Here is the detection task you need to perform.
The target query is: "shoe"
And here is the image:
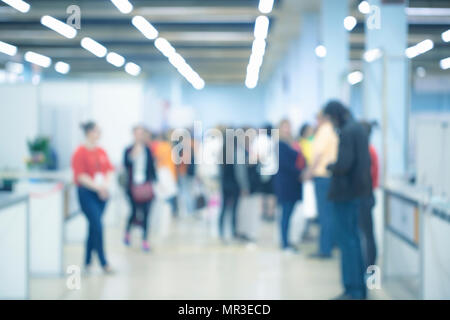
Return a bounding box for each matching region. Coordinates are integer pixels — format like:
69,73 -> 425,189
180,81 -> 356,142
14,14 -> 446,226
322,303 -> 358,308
124,233 -> 131,246
102,265 -> 115,275
283,245 -> 300,254
142,240 -> 150,252
308,252 -> 332,259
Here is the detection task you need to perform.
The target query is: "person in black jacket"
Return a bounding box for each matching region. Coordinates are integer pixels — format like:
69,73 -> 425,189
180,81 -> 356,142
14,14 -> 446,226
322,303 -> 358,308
323,101 -> 372,300
123,125 -> 157,252
273,119 -> 305,252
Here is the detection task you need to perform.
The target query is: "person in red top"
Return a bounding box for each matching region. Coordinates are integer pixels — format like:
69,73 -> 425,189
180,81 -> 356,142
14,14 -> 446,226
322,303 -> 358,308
359,121 -> 379,270
72,121 -> 114,274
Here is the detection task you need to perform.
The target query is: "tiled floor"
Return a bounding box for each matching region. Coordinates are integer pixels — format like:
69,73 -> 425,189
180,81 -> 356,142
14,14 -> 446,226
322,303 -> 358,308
30,211 -> 392,300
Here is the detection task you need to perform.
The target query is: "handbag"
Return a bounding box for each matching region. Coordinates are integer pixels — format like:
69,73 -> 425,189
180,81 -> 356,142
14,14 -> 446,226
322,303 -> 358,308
131,182 -> 154,203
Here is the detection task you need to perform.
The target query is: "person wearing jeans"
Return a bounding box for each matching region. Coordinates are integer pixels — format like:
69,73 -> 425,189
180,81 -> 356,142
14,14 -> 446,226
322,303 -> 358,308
72,121 -> 114,274
273,119 -> 305,252
313,177 -> 335,256
323,101 -> 372,300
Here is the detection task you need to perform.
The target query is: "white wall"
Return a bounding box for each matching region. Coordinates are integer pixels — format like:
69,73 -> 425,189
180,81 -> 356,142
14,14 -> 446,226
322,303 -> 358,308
0,84 -> 38,170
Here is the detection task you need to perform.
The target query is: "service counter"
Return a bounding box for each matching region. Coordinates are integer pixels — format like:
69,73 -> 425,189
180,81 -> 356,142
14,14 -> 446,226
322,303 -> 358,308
0,192 -> 29,299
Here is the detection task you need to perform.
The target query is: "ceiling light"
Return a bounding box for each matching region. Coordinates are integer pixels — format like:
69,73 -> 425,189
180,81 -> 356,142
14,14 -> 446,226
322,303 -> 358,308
254,16 -> 270,40
106,52 -> 125,67
364,48 -> 382,62
347,71 -> 363,85
344,16 -> 357,31
154,37 -> 176,57
440,57 -> 450,70
358,1 -> 370,14
41,15 -> 77,39
1,0 -> 30,13
405,39 -> 433,59
81,37 -> 107,58
55,61 -> 70,74
252,38 -> 266,57
442,29 -> 450,42
0,40 -> 17,56
24,51 -> 51,68
315,45 -> 327,58
132,16 -> 158,40
125,62 -> 141,76
258,0 -> 274,14
110,0 -> 133,14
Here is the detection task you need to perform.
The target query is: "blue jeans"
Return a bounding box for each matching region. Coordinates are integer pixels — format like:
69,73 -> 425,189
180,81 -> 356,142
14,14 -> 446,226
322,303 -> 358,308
280,200 -> 297,249
333,199 -> 366,299
314,177 -> 335,256
219,192 -> 239,239
78,187 -> 108,267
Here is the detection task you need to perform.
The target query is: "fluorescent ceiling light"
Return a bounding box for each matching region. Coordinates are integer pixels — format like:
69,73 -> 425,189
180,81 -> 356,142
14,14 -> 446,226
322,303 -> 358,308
1,0 -> 30,13
344,16 -> 357,31
406,8 -> 450,16
254,16 -> 269,40
41,15 -> 77,39
81,37 -> 107,58
442,29 -> 450,42
358,1 -> 370,15
110,0 -> 133,14
364,48 -> 382,62
154,37 -> 176,57
55,61 -> 70,74
440,57 -> 450,70
24,51 -> 51,68
0,40 -> 17,56
315,45 -> 327,58
405,39 -> 433,59
258,0 -> 274,14
125,62 -> 141,76
347,71 -> 363,85
132,16 -> 158,40
106,52 -> 125,67
252,39 -> 266,57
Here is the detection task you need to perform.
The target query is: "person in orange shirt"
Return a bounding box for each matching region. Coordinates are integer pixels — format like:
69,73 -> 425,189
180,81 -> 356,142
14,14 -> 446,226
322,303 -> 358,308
152,131 -> 178,217
71,121 -> 114,274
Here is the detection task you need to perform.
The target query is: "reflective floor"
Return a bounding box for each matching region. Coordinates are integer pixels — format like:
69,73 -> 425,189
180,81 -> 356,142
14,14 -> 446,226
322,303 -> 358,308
30,205 -> 392,300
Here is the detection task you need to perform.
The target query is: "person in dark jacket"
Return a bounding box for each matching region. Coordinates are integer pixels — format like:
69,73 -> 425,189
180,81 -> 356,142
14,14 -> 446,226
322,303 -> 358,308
323,101 -> 372,300
123,125 -> 157,252
273,119 -> 305,252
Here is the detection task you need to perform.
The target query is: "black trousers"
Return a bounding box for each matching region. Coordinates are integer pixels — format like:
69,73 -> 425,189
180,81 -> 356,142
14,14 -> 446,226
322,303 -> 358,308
126,195 -> 152,240
219,191 -> 239,239
358,193 -> 377,270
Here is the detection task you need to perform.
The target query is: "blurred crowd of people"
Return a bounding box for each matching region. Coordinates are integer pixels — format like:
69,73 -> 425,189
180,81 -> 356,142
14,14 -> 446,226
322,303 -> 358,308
71,99 -> 379,300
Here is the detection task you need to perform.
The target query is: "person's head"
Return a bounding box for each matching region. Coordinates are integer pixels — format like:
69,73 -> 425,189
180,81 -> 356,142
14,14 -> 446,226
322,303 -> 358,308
263,123 -> 273,137
322,100 -> 352,129
299,123 -> 314,139
80,121 -> 100,145
133,124 -> 147,144
278,119 -> 292,140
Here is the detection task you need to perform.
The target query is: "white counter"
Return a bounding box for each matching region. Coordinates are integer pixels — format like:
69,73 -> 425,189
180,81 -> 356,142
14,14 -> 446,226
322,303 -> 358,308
0,193 -> 29,299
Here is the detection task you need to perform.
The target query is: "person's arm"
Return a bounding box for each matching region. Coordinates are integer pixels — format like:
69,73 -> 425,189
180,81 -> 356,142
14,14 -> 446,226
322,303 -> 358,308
328,128 -> 354,176
77,174 -> 102,192
72,150 -> 101,192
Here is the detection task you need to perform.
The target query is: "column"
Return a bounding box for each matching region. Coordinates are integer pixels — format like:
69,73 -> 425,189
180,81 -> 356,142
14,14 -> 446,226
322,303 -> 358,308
363,0 -> 408,178
320,0 -> 350,105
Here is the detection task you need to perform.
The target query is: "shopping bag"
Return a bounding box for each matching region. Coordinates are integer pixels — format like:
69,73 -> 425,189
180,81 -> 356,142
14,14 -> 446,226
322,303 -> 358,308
302,180 -> 317,219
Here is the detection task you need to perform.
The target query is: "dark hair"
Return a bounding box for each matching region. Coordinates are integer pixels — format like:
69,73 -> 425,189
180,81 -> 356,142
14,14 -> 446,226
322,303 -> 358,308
299,123 -> 311,138
263,123 -> 273,137
322,100 -> 352,128
80,121 -> 96,135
